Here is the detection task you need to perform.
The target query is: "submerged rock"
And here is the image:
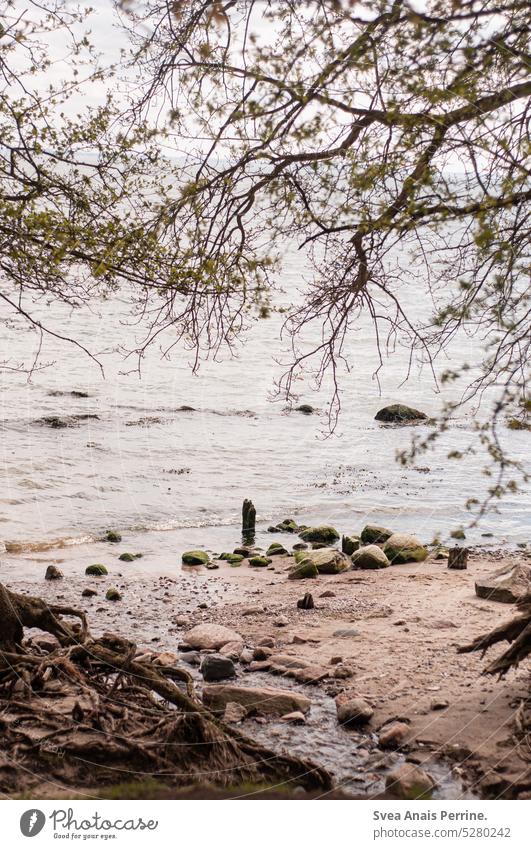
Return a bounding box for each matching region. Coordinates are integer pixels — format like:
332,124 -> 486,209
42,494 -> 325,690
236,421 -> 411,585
268,518 -> 300,534
200,654 -> 236,682
294,547 -> 350,575
184,623 -> 243,651
360,524 -> 393,545
475,563 -> 531,603
385,763 -> 435,799
299,525 -> 340,544
351,545 -> 390,570
118,552 -> 135,562
374,404 -> 427,424
384,533 -> 428,564
182,550 -> 209,566
202,683 -> 311,717
45,564 -> 63,580
37,414 -> 99,428
85,564 -> 108,576
295,404 -> 314,414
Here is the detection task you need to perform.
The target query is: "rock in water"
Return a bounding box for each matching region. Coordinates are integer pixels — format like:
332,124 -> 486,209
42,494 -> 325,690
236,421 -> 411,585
293,547 -> 350,574
45,565 -> 63,580
335,694 -> 373,726
200,654 -> 236,682
184,623 -> 243,650
383,533 -> 428,564
351,545 -> 390,569
202,684 -> 311,717
475,564 -> 531,603
182,550 -> 210,566
385,763 -> 435,799
360,524 -> 393,545
374,404 -> 427,423
299,525 -> 340,544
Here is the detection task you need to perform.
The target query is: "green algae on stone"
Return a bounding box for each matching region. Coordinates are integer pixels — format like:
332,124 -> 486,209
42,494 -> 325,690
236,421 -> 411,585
360,524 -> 393,545
383,533 -> 428,564
106,531 -> 122,543
249,556 -> 272,567
266,543 -> 289,556
118,552 -> 135,562
298,525 -> 339,544
85,564 -> 108,576
288,558 -> 319,579
106,587 -> 122,601
182,550 -> 210,566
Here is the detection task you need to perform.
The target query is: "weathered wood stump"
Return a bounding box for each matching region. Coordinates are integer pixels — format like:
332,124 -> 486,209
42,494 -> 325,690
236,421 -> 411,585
242,498 -> 256,542
297,593 -> 314,610
448,546 -> 468,570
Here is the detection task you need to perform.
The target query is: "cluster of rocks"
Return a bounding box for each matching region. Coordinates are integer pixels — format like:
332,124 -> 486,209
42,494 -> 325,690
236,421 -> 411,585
181,521 -> 429,578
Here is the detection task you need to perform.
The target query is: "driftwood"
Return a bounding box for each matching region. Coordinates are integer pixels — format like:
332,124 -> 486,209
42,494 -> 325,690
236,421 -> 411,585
448,547 -> 468,570
458,593 -> 531,676
242,498 -> 256,542
0,582 -> 331,795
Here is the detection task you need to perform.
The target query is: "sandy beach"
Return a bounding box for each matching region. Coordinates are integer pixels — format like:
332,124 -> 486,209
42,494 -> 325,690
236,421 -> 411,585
7,541 -> 529,800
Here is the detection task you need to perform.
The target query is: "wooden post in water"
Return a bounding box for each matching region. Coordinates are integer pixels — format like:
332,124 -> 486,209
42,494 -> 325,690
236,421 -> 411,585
242,499 -> 256,543
448,546 -> 468,570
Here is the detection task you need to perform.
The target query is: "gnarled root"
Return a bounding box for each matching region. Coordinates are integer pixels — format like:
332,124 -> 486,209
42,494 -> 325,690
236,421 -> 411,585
0,583 -> 331,796
459,594 -> 531,676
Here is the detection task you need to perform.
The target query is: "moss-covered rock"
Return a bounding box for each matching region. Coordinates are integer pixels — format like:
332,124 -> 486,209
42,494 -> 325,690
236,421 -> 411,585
351,545 -> 390,570
85,564 -> 108,576
182,550 -> 209,566
249,556 -> 272,567
294,547 -> 350,575
106,587 -> 122,601
118,552 -> 135,562
374,404 -> 427,424
219,552 -> 245,564
342,535 -> 361,556
106,531 -> 122,543
266,543 -> 289,556
299,525 -> 339,544
288,558 -> 319,579
360,524 -> 393,545
383,533 -> 428,564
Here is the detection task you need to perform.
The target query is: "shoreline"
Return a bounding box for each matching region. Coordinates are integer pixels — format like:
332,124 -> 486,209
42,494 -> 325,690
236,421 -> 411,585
5,541 -> 530,800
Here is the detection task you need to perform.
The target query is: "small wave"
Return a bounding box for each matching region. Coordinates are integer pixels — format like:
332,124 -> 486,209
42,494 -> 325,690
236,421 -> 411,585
5,534 -> 96,553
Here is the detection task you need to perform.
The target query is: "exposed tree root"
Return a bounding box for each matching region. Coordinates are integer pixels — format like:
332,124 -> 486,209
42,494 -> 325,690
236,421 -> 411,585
0,583 -> 331,795
458,594 -> 531,677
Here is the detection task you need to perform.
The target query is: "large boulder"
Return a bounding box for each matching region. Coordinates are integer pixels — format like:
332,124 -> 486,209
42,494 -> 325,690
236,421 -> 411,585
184,623 -> 243,650
375,404 -> 427,424
351,544 -> 390,570
475,564 -> 531,604
202,684 -> 311,717
294,547 -> 350,575
384,533 -> 428,564
299,525 -> 340,544
360,524 -> 393,545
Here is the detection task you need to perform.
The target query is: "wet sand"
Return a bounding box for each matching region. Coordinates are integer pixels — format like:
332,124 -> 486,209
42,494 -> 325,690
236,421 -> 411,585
6,543 -> 530,799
